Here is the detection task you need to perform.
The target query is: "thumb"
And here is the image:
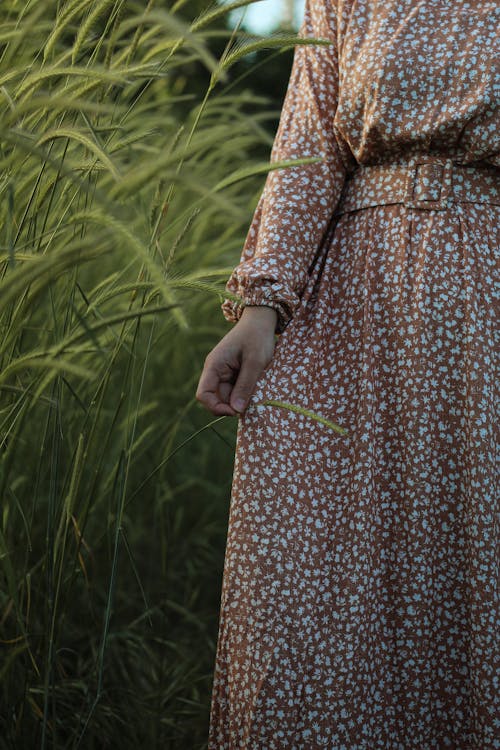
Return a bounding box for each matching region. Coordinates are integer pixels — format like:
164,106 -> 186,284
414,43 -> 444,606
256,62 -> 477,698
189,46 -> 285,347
230,353 -> 265,413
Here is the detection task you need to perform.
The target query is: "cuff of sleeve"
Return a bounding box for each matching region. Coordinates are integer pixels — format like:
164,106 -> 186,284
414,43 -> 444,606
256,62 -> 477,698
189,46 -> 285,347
221,291 -> 294,335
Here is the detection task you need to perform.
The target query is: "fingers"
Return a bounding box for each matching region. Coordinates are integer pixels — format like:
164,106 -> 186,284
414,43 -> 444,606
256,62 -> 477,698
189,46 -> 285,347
196,318 -> 276,417
229,351 -> 267,413
196,351 -> 239,416
218,380 -> 233,405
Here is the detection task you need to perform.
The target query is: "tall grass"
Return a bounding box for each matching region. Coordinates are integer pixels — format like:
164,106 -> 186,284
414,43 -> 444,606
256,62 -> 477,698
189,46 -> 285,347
0,1 -> 329,747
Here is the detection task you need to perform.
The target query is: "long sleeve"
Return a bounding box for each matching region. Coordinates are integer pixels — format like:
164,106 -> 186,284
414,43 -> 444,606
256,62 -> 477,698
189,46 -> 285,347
221,0 -> 346,334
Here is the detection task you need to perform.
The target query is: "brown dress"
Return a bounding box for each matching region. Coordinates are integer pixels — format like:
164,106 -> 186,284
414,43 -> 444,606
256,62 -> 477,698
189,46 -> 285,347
209,0 -> 499,747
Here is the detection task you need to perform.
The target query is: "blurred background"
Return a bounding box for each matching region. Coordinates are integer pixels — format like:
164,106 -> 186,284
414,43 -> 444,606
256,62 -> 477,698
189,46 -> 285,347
224,0 -> 305,32
0,1 -> 305,748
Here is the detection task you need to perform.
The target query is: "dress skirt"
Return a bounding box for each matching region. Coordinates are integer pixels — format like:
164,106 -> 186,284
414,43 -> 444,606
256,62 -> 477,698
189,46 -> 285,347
208,191 -> 499,748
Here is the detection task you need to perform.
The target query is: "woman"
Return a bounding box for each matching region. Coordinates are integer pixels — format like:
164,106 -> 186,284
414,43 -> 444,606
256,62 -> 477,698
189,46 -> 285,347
196,0 -> 499,746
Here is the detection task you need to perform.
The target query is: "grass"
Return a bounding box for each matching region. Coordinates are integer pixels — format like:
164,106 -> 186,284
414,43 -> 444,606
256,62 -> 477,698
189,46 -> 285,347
0,1 -> 334,747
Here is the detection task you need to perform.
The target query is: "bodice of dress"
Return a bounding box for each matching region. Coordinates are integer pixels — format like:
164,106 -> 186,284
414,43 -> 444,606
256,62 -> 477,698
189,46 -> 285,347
334,0 -> 500,171
221,0 -> 499,333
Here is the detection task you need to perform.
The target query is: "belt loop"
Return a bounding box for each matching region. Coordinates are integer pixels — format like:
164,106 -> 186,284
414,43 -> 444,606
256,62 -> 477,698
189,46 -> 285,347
403,155 -> 454,211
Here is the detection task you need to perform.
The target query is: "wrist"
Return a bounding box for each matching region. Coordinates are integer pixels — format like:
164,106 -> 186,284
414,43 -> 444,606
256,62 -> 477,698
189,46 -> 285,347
241,304 -> 278,328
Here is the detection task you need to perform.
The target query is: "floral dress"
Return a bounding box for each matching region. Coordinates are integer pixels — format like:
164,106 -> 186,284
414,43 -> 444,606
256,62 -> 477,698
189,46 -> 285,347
208,0 -> 499,747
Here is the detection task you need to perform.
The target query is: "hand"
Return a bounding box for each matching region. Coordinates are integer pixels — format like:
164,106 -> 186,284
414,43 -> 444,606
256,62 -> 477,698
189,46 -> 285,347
196,305 -> 278,416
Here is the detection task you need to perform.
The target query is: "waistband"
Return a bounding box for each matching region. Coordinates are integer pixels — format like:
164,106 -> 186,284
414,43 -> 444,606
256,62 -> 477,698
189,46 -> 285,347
333,154 -> 500,216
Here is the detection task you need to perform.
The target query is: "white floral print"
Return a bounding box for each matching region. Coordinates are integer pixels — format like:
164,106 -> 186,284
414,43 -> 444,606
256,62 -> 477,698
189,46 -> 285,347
210,0 -> 499,747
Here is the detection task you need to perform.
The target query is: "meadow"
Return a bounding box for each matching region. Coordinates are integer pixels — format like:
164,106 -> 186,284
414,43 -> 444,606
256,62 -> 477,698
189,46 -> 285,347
0,1 -> 315,747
